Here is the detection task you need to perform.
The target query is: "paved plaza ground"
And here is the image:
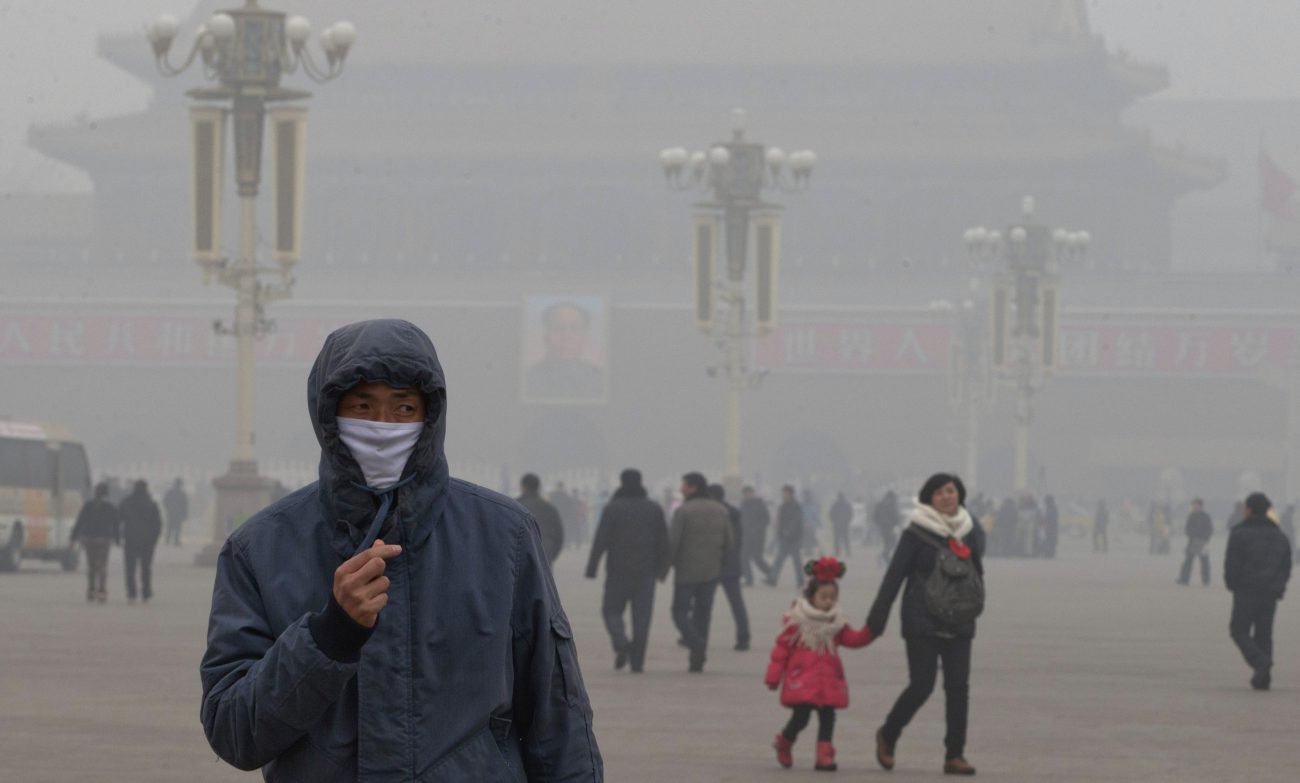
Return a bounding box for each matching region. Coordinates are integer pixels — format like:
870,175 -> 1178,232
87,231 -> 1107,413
1,525 -> 1294,782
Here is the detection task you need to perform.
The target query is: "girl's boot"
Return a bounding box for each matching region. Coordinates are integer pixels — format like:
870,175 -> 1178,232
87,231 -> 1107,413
773,734 -> 794,768
815,741 -> 837,771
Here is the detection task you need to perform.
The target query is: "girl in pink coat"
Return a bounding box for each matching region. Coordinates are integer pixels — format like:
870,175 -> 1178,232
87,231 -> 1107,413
765,557 -> 873,771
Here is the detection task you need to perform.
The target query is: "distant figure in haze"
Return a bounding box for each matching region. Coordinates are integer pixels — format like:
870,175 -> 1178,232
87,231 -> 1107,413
801,489 -> 822,555
1041,495 -> 1060,559
867,473 -> 984,777
668,472 -> 734,672
1178,498 -> 1213,586
585,468 -> 670,673
740,485 -> 773,586
829,492 -> 853,559
709,483 -> 751,652
70,481 -> 120,603
766,486 -> 805,588
517,473 -> 564,564
549,481 -> 581,551
163,477 -> 188,547
1226,500 -> 1246,530
118,480 -> 162,604
873,490 -> 901,565
1093,500 -> 1110,554
1223,492 -> 1292,690
1154,499 -> 1175,554
524,301 -> 605,401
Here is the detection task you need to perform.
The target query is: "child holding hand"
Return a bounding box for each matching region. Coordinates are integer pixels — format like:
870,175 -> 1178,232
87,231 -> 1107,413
765,557 -> 873,771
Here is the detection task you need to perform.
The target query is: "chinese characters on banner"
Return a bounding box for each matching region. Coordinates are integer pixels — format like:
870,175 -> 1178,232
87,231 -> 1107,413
1,311 -> 1297,378
753,320 -> 1299,377
0,315 -> 352,366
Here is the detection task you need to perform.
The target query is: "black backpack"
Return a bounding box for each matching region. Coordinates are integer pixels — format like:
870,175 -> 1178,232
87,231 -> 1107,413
916,531 -> 984,626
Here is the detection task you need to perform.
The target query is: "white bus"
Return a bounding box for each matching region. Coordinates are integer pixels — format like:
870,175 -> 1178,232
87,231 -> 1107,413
0,420 -> 92,571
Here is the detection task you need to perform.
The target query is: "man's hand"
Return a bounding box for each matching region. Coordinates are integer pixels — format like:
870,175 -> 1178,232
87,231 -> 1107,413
333,539 -> 402,629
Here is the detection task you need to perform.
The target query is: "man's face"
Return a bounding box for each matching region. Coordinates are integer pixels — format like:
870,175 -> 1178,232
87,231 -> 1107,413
336,382 -> 426,423
543,305 -> 589,360
680,480 -> 695,499
1192,501 -> 1203,512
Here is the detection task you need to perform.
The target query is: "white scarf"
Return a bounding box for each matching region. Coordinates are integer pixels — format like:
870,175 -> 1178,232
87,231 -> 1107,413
908,503 -> 974,540
783,596 -> 848,654
336,418 -> 422,489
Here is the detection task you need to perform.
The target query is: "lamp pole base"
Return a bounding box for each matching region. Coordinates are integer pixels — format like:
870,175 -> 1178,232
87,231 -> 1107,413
194,460 -> 274,566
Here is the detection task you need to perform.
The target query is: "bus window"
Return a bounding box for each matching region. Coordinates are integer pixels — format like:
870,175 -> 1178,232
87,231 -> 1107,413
59,443 -> 92,497
0,437 -> 49,489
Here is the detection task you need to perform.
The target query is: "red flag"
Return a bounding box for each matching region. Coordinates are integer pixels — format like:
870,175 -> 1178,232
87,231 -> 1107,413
1258,149 -> 1297,215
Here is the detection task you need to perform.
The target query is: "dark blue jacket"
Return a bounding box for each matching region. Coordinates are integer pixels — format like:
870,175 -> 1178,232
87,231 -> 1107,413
200,319 -> 602,781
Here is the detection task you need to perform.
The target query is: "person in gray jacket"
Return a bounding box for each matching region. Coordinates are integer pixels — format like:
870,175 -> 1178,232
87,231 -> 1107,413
668,472 -> 734,672
200,319 -> 602,781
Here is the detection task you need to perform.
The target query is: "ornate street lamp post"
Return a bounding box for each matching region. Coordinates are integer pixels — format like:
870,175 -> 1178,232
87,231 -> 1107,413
661,110 -> 814,491
964,197 -> 1088,494
145,2 -> 354,562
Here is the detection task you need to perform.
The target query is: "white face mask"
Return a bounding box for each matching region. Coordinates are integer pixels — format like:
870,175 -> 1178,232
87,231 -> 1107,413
335,418 -> 423,489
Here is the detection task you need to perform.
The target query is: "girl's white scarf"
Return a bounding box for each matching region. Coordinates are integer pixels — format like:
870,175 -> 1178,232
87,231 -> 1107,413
908,503 -> 974,540
784,596 -> 848,654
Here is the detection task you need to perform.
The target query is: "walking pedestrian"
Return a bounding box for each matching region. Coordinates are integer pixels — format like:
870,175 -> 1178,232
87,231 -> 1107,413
709,483 -> 751,651
872,490 -> 900,566
668,472 -> 733,672
518,473 -> 564,565
801,489 -> 822,555
163,478 -> 188,547
1224,492 -> 1292,690
765,557 -> 873,771
1093,499 -> 1109,553
1178,498 -> 1213,586
200,319 -> 601,778
69,481 -> 119,603
830,492 -> 853,559
766,486 -> 804,588
868,473 -> 985,776
119,480 -> 162,604
585,468 -> 670,673
1042,495 -> 1060,558
740,486 -> 773,586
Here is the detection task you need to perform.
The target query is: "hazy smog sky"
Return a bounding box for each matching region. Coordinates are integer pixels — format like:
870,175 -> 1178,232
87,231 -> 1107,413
4,0 -> 1300,193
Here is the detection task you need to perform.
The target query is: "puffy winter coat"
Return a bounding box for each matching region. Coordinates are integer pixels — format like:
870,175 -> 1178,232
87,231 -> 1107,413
200,320 -> 602,782
764,611 -> 872,709
1224,515 -> 1292,597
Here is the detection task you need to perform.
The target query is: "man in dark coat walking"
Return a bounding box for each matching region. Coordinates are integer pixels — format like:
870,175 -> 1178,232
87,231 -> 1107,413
119,480 -> 162,603
585,468 -> 670,673
70,482 -> 120,603
709,483 -> 751,651
1224,492 -> 1292,690
1178,498 -> 1213,586
766,485 -> 804,588
830,491 -> 853,559
739,485 -> 772,586
518,473 -> 564,565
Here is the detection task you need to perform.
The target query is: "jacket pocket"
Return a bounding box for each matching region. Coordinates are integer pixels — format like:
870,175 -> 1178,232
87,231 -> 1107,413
551,615 -> 586,707
419,726 -> 522,782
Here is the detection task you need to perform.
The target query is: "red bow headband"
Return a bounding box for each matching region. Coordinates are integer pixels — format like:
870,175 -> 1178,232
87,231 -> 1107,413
804,556 -> 846,582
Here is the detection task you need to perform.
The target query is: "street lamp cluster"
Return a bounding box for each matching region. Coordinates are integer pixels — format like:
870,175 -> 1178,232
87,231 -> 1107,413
962,196 -> 1090,493
146,1 -> 354,562
660,110 -> 814,490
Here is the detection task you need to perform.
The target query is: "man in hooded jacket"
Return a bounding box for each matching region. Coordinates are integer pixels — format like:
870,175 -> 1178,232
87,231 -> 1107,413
200,319 -> 602,781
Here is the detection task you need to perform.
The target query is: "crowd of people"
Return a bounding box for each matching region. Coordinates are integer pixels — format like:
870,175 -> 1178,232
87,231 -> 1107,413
50,318 -> 1289,779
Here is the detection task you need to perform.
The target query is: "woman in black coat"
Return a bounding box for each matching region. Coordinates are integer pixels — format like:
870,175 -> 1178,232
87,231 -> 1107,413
866,473 -> 984,776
